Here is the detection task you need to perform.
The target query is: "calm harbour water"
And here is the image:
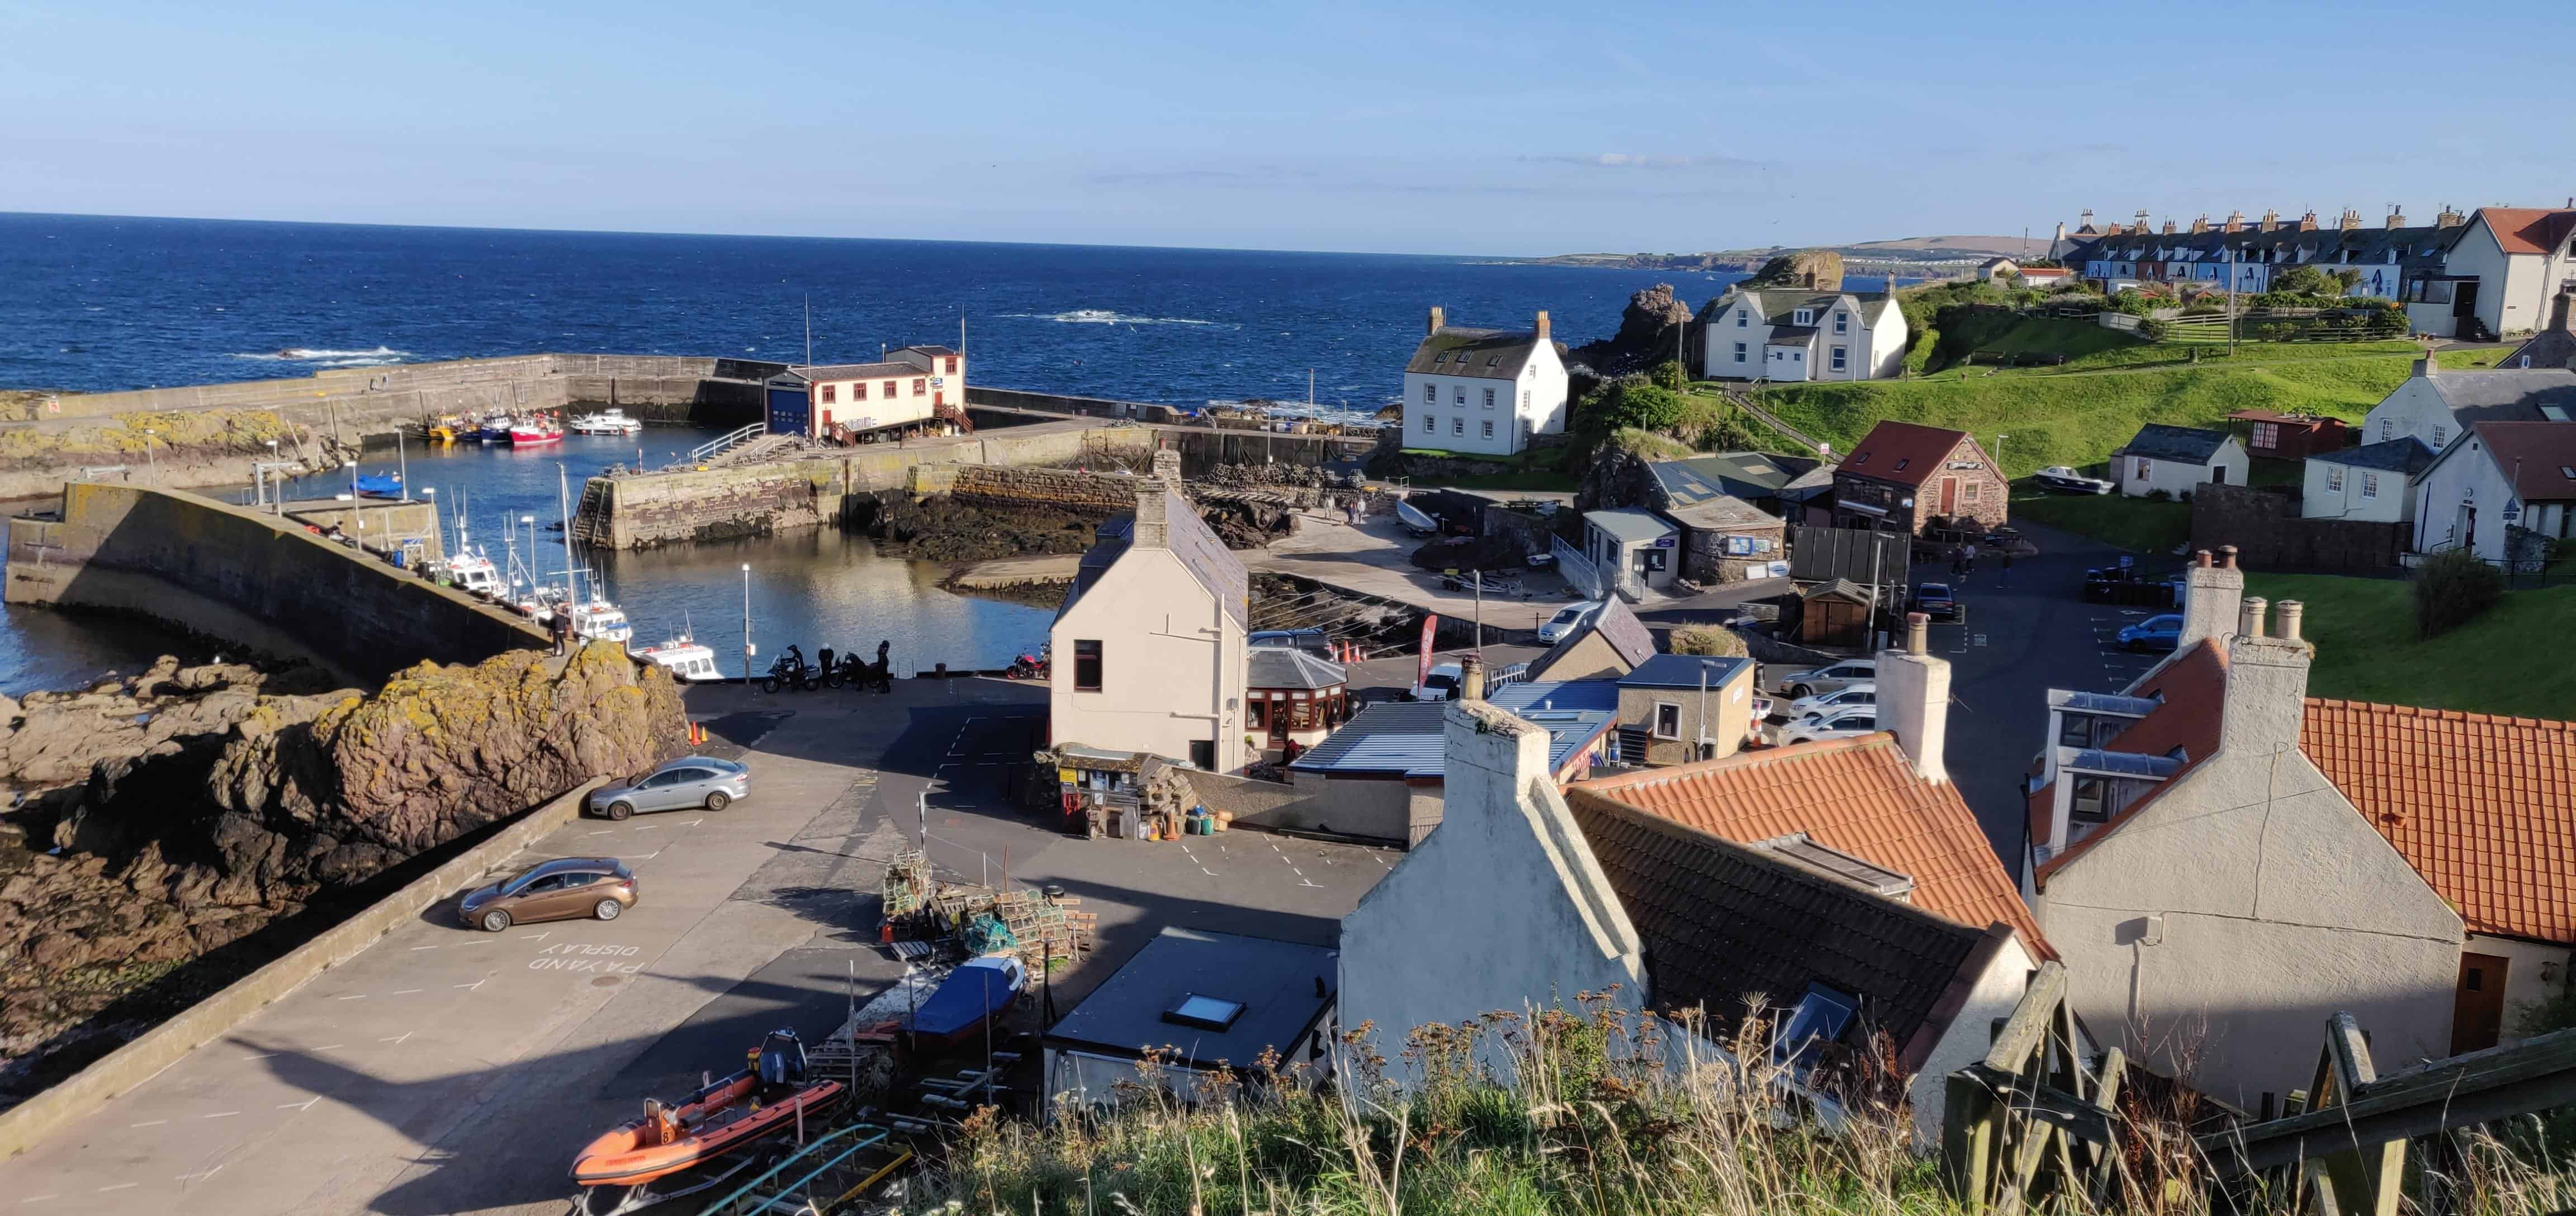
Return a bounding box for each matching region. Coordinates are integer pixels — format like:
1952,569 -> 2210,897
0,212 -> 1906,689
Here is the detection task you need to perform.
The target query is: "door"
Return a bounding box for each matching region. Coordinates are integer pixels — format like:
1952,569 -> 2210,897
1940,478 -> 1957,515
2451,952 -> 2511,1054
512,873 -> 573,921
637,771 -> 683,811
671,767 -> 717,808
2210,465 -> 2227,485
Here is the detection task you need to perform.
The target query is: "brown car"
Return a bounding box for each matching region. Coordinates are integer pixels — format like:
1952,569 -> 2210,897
457,857 -> 638,932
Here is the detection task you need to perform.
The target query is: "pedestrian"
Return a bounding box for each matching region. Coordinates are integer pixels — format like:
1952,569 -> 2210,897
549,609 -> 570,657
2001,550 -> 2015,585
1963,549 -> 1978,578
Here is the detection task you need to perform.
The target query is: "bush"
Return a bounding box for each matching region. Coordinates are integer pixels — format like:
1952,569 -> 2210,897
1670,625 -> 1746,657
2144,487 -> 2172,503
1597,382 -> 1685,434
1649,359 -> 1688,391
2413,549 -> 2507,639
2137,317 -> 2170,341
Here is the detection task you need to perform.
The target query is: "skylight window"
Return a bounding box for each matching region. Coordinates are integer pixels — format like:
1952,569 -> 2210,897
1892,458 -> 1910,472
2561,466 -> 2575,479
1164,994 -> 1246,1031
1772,983 -> 1858,1068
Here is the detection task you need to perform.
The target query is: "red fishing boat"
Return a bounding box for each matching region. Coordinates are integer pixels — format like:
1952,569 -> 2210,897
570,1029 -> 844,1215
509,414 -> 564,446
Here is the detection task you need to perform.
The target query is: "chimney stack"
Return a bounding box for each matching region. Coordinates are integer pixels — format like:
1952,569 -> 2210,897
2078,208 -> 2095,232
2162,218 -> 2179,235
1131,483 -> 1170,550
1534,311 -> 1550,342
2339,207 -> 2363,231
2190,213 -> 2210,234
2298,210 -> 2320,232
2223,208 -> 2246,233
2413,345 -> 2438,378
1459,652 -> 1487,703
2173,547 -> 2246,657
2437,204 -> 2466,228
2135,209 -> 2151,234
2223,595 -> 2314,754
2260,208 -> 2280,232
2386,204 -> 2409,230
2275,599 -> 2305,643
1427,306 -> 1445,336
1150,446 -> 1183,483
1876,611 -> 1950,785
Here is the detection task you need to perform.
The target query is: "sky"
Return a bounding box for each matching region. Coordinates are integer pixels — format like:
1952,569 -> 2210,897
4,0 -> 2572,256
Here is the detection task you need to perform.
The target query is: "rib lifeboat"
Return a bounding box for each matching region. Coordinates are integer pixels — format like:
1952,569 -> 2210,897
571,1030 -> 844,1213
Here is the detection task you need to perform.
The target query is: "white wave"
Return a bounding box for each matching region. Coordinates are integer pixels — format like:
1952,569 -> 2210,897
229,345 -> 411,362
1000,310 -> 1227,327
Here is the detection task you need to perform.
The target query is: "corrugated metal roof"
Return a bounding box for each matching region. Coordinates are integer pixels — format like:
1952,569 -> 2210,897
1621,654 -> 1754,691
1585,509 -> 1677,544
1289,684 -> 1617,778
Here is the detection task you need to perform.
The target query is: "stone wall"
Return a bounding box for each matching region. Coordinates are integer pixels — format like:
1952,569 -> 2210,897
948,465 -> 1147,513
1181,768 -> 1414,845
2190,483 -> 2405,572
587,460 -> 845,550
4,484 -> 548,685
280,498 -> 447,564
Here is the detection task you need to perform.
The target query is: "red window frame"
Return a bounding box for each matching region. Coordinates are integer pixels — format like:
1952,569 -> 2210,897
820,384 -> 836,403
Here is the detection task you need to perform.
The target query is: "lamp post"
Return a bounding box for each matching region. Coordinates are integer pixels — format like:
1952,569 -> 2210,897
741,563 -> 754,682
1995,433 -> 2009,477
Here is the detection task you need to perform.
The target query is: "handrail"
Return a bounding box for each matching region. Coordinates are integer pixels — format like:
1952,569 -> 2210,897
693,1123 -> 889,1215
690,422 -> 767,463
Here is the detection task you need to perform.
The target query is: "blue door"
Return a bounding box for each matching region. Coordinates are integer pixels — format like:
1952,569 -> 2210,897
765,384 -> 811,439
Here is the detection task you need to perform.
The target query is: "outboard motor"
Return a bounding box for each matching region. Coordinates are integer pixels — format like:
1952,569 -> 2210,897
755,1029 -> 809,1092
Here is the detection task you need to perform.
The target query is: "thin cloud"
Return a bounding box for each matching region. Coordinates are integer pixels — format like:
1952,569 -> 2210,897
1524,153 -> 1769,170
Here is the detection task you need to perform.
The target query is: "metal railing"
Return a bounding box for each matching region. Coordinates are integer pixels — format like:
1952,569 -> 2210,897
1552,535 -> 1603,600
693,1123 -> 897,1215
690,421 -> 767,463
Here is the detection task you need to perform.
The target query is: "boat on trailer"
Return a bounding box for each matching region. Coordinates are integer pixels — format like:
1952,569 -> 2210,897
570,1029 -> 845,1216
904,954 -> 1026,1051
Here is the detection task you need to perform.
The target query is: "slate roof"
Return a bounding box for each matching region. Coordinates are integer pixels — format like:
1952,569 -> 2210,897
2066,220 -> 2469,273
1406,325 -> 1560,381
1766,327 -> 1819,345
2308,437 -> 2435,475
1841,421 -> 1973,488
2423,369 -> 2576,424
1650,452 -> 1823,505
2303,700 -> 2576,945
1247,648 -> 1346,691
1585,508 -> 1677,544
2469,421 -> 2576,501
1289,682 -> 1617,780
2114,424 -> 2233,466
2501,327 -> 2576,372
1043,927 -> 1338,1070
2030,639 -> 2231,881
1565,790 -> 2006,1067
1572,734 -> 2053,958
1801,577 -> 1873,604
1529,596 -> 1659,681
1054,487 -> 1249,627
1620,654 -> 1754,692
1699,287 -> 1901,329
781,360 -> 920,381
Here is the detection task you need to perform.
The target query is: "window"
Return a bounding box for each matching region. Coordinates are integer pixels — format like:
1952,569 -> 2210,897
2326,465 -> 2345,492
1892,458 -> 1909,472
1485,354 -> 1499,367
2252,422 -> 2279,449
2058,714 -> 2092,749
1830,346 -> 1847,372
1734,341 -> 1748,363
1834,311 -> 1849,334
1523,418 -> 1535,439
2361,472 -> 2379,498
1073,640 -> 1102,691
945,357 -> 959,374
1453,417 -> 1464,435
1736,310 -> 1749,328
2379,417 -> 2393,441
1188,739 -> 1215,770
1773,983 -> 1858,1068
2432,424 -> 2447,448
883,379 -> 898,398
1164,993 -> 1245,1031
1793,308 -> 1813,325
1482,388 -> 1495,409
1652,702 -> 1682,739
1453,387 -> 1466,405
1481,419 -> 1494,438
853,381 -> 869,400
1247,700 -> 1269,730
2071,776 -> 2109,823
1520,389 -> 1531,410
820,383 -> 836,403
912,378 -> 927,395
2134,457 -> 2152,480
1420,412 -> 1435,433
1963,481 -> 1980,502
1423,383 -> 1436,403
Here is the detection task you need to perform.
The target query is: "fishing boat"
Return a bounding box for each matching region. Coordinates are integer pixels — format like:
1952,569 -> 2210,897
632,633 -> 722,681
423,415 -> 467,443
904,954 -> 1026,1051
1394,497 -> 1439,536
353,472 -> 404,498
568,597 -> 633,644
439,548 -> 503,597
570,1029 -> 845,1215
571,408 -> 643,435
509,414 -> 564,446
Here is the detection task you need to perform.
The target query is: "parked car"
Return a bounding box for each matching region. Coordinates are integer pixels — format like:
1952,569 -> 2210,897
1410,661 -> 1462,702
1249,628 -> 1334,657
1538,601 -> 1605,644
2117,614 -> 2184,653
1781,683 -> 1877,724
2085,564 -> 2184,607
1770,659 -> 1876,700
458,857 -> 638,932
1911,582 -> 1961,621
1778,707 -> 1880,747
589,756 -> 751,820
2034,465 -> 2114,495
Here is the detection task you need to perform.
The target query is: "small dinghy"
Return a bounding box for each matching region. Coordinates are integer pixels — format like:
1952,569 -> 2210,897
353,472 -> 404,498
905,954 -> 1025,1051
1395,497 -> 1439,536
570,1029 -> 845,1215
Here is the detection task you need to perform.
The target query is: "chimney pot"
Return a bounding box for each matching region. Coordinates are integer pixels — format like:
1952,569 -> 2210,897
1906,611 -> 1929,656
1459,653 -> 1486,702
2239,596 -> 2269,639
2195,548 -> 2214,569
2218,544 -> 2238,569
1534,311 -> 1550,341
2276,600 -> 2305,643
1427,306 -> 1445,336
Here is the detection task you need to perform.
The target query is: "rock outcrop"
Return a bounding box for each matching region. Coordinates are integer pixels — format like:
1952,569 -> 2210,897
0,643 -> 684,1104
1566,283 -> 1696,378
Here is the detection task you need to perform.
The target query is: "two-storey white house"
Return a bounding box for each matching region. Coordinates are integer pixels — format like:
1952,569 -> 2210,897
1697,287 -> 1907,383
2360,358 -> 2576,454
2411,421 -> 2576,566
1400,308 -> 1570,457
2431,207 -> 2576,339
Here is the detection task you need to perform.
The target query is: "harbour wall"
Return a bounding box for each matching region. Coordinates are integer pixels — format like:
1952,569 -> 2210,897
4,484 -> 548,686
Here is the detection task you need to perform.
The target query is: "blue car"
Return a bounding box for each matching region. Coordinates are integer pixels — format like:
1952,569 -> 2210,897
2117,614 -> 2183,653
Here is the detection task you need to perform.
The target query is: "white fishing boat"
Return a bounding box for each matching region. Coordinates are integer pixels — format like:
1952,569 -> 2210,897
568,598 -> 633,645
441,548 -> 503,597
571,408 -> 643,435
631,634 -> 722,682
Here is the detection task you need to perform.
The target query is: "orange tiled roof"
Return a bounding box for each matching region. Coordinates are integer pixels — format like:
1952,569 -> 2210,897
2303,699 -> 2576,945
2030,639 -> 2230,881
1569,733 -> 2053,959
2475,207 -> 2576,257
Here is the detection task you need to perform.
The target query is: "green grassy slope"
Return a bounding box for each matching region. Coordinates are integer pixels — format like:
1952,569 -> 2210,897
2246,573 -> 2576,720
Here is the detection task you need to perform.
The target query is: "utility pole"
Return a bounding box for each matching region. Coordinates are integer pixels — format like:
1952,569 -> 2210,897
741,562 -> 753,681
1472,570 -> 1483,652
2227,244 -> 2239,358
804,295 -> 813,368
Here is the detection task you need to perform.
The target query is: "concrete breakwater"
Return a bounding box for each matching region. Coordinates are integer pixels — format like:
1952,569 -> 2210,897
5,483 -> 548,686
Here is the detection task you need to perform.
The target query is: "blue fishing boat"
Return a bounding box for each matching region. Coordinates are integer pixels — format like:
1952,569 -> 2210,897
354,472 -> 404,498
904,954 -> 1025,1050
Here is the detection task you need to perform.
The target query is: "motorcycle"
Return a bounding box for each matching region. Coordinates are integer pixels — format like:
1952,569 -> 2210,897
1005,646 -> 1049,681
760,646 -> 818,694
840,652 -> 893,694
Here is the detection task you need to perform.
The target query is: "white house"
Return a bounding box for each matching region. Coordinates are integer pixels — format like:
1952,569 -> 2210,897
2361,358 -> 2576,453
1580,509 -> 1680,598
2300,438 -> 2434,524
1050,450 -> 1251,773
2411,421 -> 2576,566
2430,207 -> 2576,339
2111,424 -> 2247,497
1698,287 -> 1907,383
1401,307 -> 1570,457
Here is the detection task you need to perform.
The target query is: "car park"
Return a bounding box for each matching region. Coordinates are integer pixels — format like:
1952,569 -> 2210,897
1778,706 -> 1879,746
1780,683 -> 1876,724
1538,601 -> 1604,643
457,857 -> 638,932
2034,465 -> 2114,495
2117,614 -> 2184,653
589,756 -> 751,820
1770,659 -> 1876,700
1911,583 -> 1961,621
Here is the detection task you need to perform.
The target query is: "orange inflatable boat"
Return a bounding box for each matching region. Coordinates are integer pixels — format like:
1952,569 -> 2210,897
572,1029 -> 844,1212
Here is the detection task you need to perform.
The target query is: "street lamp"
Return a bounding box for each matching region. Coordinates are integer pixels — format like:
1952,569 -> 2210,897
741,563 -> 755,682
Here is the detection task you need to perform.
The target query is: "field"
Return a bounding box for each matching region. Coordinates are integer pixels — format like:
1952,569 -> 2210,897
2246,572 -> 2576,720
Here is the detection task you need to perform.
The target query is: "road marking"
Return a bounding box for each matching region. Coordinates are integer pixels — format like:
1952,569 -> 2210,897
312,1043 -> 343,1050
279,1096 -> 321,1110
455,979 -> 487,991
335,994 -> 367,1001
1972,634 -> 1989,646
129,1119 -> 168,1127
201,1111 -> 240,1119
587,830 -> 612,836
380,1031 -> 414,1044
453,940 -> 491,947
1200,867 -> 1218,877
409,944 -> 438,951
20,1194 -> 59,1203
520,931 -> 550,942
681,819 -> 702,826
391,989 -> 423,995
175,1166 -> 223,1182
629,825 -> 653,831
238,1052 -> 276,1061
96,1184 -> 138,1193
1300,879 -> 1322,888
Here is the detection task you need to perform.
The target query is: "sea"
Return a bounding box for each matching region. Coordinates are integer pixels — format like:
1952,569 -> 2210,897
0,212 -> 1901,692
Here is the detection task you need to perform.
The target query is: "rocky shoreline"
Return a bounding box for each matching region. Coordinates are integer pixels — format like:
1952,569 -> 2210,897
0,643 -> 686,1112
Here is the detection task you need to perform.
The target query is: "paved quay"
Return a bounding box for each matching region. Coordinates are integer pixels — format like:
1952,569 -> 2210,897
0,678 -> 1390,1215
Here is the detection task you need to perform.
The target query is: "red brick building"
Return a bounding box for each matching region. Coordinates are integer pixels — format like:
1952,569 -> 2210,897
1830,421 -> 2009,535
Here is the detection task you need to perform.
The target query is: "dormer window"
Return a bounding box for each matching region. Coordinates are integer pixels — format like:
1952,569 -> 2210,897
1486,354 -> 1499,367
1432,350 -> 1449,365
1793,308 -> 1814,325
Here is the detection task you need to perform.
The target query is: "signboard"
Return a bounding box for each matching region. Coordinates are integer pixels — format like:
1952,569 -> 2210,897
1417,615 -> 1439,691
1653,536 -> 1676,548
931,377 -> 945,387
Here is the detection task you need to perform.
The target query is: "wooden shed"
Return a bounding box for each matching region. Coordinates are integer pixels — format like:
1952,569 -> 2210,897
1795,578 -> 1877,649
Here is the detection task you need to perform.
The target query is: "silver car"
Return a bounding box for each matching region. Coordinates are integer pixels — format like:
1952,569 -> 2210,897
589,756 -> 750,820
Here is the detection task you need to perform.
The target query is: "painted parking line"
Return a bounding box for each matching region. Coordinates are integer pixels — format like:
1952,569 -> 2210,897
175,1166 -> 224,1183
94,1184 -> 138,1193
128,1119 -> 168,1128
200,1111 -> 240,1119
390,989 -> 423,995
278,1096 -> 321,1111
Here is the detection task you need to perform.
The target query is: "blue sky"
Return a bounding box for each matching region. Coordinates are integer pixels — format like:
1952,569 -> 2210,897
4,0 -> 2569,255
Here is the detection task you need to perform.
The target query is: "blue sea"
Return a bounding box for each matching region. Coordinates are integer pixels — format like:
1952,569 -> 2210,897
0,212 -> 1897,691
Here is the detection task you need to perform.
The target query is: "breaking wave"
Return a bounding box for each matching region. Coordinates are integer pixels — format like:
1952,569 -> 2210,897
1001,310 -> 1227,327
230,346 -> 411,366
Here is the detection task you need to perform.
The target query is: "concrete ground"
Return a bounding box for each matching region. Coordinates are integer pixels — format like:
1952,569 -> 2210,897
0,678 -> 1391,1215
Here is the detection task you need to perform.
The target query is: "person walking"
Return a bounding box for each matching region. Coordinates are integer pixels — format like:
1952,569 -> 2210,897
2000,550 -> 2015,586
549,609 -> 571,657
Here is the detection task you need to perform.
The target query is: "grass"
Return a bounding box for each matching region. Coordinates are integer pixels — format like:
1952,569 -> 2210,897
2244,572 -> 2576,720
2010,486 -> 2191,555
2440,345 -> 2525,370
